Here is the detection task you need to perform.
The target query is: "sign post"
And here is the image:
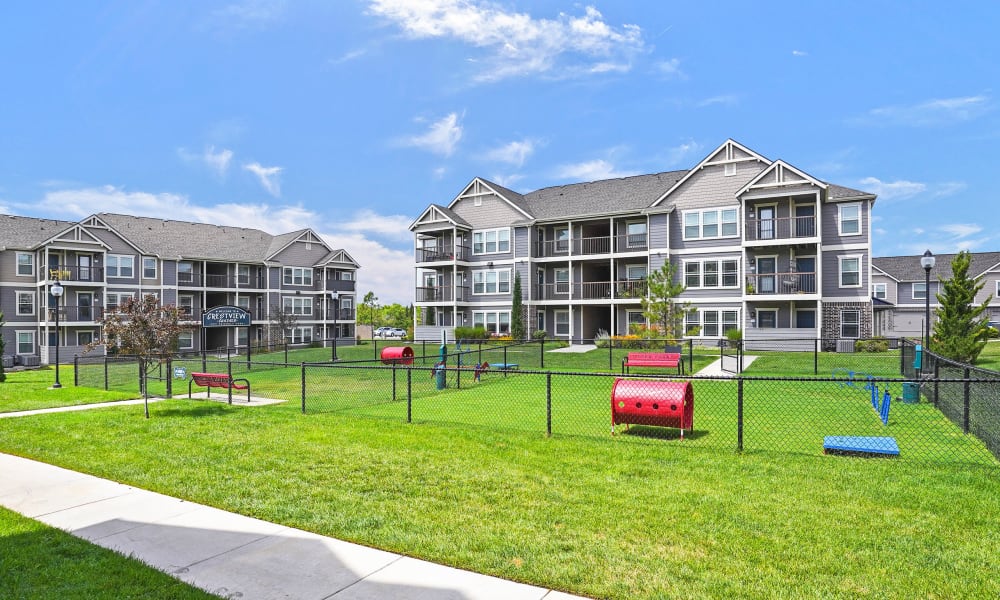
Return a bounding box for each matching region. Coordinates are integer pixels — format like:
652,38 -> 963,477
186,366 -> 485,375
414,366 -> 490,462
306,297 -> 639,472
201,305 -> 252,371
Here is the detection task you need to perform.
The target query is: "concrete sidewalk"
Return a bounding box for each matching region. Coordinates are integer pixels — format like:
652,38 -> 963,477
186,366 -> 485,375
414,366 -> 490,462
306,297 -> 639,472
694,355 -> 758,377
0,453 -> 586,600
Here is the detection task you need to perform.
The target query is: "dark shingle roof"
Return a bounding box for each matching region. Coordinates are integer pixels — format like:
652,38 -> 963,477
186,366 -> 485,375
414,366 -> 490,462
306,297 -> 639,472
98,213 -> 276,261
0,214 -> 77,249
873,252 -> 1000,282
519,170 -> 689,220
827,184 -> 876,200
477,179 -> 533,217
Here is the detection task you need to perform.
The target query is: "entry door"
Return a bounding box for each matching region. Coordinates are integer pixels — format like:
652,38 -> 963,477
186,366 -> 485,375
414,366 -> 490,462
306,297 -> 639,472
758,206 -> 776,240
794,204 -> 815,237
78,255 -> 92,281
78,292 -> 93,321
757,257 -> 776,294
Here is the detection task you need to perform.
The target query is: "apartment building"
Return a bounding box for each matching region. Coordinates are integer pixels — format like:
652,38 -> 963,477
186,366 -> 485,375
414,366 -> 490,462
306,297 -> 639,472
872,252 -> 1000,338
0,213 -> 358,365
410,139 -> 876,346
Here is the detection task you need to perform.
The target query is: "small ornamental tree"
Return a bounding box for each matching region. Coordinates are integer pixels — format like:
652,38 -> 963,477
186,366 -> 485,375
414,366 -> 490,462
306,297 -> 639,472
268,303 -> 299,347
362,291 -> 379,334
511,272 -> 526,341
931,251 -> 993,364
90,295 -> 183,418
641,262 -> 695,344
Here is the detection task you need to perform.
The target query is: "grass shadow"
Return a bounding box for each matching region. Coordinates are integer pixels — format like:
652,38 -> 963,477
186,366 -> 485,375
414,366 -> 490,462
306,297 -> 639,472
153,403 -> 237,418
618,426 -> 710,441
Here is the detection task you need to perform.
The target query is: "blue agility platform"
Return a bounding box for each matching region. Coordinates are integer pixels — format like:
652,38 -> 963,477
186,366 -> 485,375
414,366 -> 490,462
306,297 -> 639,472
823,436 -> 899,457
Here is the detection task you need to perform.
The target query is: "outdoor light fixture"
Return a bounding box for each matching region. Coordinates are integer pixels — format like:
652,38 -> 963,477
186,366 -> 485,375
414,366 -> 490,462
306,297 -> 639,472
50,280 -> 64,389
920,250 -> 935,350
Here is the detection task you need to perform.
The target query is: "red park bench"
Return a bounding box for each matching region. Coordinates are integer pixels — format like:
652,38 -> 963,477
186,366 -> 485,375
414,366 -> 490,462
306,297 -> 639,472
188,372 -> 251,403
622,352 -> 683,375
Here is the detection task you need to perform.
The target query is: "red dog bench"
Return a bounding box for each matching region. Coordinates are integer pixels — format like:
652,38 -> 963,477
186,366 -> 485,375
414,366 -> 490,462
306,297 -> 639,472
188,372 -> 251,403
622,352 -> 683,375
611,379 -> 694,438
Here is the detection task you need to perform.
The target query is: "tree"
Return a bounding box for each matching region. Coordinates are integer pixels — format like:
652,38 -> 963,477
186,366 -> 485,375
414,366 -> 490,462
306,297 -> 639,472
91,295 -> 183,418
362,291 -> 379,337
267,304 -> 299,347
511,272 -> 526,340
381,303 -> 411,329
641,262 -> 694,342
931,251 -> 992,364
0,309 -> 6,383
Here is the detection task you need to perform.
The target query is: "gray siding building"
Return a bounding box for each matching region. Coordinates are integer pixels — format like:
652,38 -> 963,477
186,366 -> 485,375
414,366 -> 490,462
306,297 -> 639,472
0,213 -> 359,364
410,140 -> 877,346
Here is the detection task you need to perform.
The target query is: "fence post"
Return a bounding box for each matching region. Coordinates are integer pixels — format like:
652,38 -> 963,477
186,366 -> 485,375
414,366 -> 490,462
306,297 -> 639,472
392,364 -> 397,400
74,355 -> 79,387
546,372 -> 552,437
300,363 -> 306,413
540,338 -> 545,369
900,341 -> 905,376
738,340 -> 743,375
688,339 -> 694,374
814,338 -> 819,375
331,338 -> 337,362
104,357 -> 109,391
963,367 -> 971,434
933,359 -> 940,407
166,358 -> 172,398
503,346 -> 508,378
737,377 -> 744,452
406,367 -> 412,423
456,362 -> 461,389
285,343 -> 289,365
478,341 -> 483,366
227,360 -> 233,405
608,337 -> 613,371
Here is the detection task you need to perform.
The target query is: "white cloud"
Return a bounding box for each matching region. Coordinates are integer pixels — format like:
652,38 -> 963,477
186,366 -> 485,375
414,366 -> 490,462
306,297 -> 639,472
664,141 -> 701,167
340,209 -> 415,241
860,95 -> 991,126
203,146 -> 234,176
243,162 -> 283,196
858,177 -> 926,200
368,1 -> 645,82
654,58 -> 684,78
934,182 -> 967,197
483,139 -> 536,167
330,48 -> 367,65
940,224 -> 982,238
791,49 -> 808,57
399,113 -> 463,156
554,159 -> 638,181
698,94 -> 739,107
432,166 -> 447,179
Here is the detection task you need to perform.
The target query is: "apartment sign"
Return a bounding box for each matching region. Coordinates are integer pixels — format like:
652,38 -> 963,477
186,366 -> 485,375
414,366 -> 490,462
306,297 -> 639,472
202,305 -> 251,328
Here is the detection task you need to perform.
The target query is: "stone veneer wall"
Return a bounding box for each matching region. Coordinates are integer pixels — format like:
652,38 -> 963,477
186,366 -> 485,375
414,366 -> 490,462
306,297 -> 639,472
821,301 -> 873,343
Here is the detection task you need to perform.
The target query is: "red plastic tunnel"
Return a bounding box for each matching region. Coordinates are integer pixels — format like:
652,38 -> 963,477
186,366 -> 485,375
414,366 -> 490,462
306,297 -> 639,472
611,378 -> 694,437
380,346 -> 415,365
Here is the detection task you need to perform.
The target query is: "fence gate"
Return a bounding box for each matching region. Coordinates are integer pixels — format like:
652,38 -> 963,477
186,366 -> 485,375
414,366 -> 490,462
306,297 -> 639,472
720,341 -> 742,374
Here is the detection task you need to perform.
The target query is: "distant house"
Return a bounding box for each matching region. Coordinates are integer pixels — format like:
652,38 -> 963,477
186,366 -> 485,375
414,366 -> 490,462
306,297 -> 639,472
0,213 -> 359,365
410,139 -> 877,346
871,252 -> 1000,338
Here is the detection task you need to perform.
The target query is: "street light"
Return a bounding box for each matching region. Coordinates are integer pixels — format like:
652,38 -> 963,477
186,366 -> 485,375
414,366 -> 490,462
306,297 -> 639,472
920,249 -> 936,350
50,280 -> 64,389
330,291 -> 339,361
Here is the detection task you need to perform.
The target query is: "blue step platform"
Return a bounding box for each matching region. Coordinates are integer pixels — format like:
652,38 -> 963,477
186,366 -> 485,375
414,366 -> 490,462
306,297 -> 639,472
823,436 -> 899,457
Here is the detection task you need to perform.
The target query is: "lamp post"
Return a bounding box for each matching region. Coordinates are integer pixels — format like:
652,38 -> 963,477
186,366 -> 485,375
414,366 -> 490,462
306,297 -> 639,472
920,249 -> 936,350
50,280 -> 64,389
330,291 -> 339,361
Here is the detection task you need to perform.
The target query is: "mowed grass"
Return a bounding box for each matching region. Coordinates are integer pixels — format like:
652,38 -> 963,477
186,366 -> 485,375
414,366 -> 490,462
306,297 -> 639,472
0,506 -> 218,599
0,368 -> 136,413
0,399 -> 997,600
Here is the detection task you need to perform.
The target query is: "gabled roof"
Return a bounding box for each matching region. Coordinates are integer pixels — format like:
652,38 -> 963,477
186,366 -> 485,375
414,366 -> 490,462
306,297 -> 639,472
651,139 -> 770,207
872,252 -> 1000,282
0,214 -> 78,250
265,229 -> 331,261
97,213 -> 284,262
409,204 -> 472,231
316,249 -> 360,268
448,178 -> 534,220
827,184 -> 877,201
738,160 -> 827,197
521,170 -> 688,220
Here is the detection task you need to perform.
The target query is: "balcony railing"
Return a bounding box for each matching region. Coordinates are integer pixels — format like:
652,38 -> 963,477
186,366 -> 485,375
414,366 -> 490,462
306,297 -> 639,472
534,282 -> 571,300
327,279 -> 356,292
415,245 -> 472,262
327,308 -> 356,321
46,306 -> 105,321
46,265 -> 104,283
746,272 -> 817,295
615,233 -> 648,252
615,279 -> 647,298
745,216 -> 816,242
571,236 -> 612,256
535,239 -> 571,258
415,286 -> 472,302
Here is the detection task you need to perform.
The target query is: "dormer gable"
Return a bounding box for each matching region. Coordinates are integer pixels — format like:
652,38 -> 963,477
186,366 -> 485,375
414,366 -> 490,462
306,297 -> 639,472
738,160 -> 827,198
651,139 -> 770,207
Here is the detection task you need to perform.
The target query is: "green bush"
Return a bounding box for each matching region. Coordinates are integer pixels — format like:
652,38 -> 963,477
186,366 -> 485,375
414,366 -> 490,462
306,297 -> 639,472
988,326 -> 1000,339
454,326 -> 488,342
855,337 -> 890,352
531,329 -> 546,340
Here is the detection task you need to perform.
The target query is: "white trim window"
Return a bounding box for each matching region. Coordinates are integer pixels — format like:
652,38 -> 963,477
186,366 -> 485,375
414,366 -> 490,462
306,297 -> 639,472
625,221 -> 647,248
106,292 -> 134,312
178,294 -> 195,318
912,282 -> 930,300
472,311 -> 511,334
554,268 -> 569,294
472,228 -> 510,255
16,291 -> 35,316
872,283 -> 887,300
16,252 -> 34,276
283,267 -> 313,286
839,256 -> 862,288
996,280 -> 1000,297
77,331 -> 94,346
16,331 -> 34,355
238,265 -> 251,286
841,310 -> 861,338
554,310 -> 570,336
178,261 -> 194,283
626,310 -> 646,327
178,330 -> 195,350
839,203 -> 862,236
684,259 -> 739,288
626,265 -> 647,281
282,297 -> 313,316
142,257 -> 157,279
473,269 -> 511,295
686,309 -> 739,337
106,255 -> 135,278
289,327 -> 313,344
683,208 -> 738,240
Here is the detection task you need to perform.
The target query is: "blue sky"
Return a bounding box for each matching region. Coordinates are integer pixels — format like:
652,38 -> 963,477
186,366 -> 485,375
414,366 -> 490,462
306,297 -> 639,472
1,1 -> 997,304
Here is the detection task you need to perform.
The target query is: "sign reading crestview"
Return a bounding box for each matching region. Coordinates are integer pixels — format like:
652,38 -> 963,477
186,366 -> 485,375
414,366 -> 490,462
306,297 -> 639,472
202,305 -> 252,328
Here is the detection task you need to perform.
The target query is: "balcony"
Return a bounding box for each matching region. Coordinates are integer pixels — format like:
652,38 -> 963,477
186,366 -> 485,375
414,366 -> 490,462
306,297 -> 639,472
614,233 -> 648,252
744,216 -> 816,242
415,286 -> 469,302
327,279 -> 356,293
745,272 -> 816,295
416,245 -> 471,263
327,308 -> 356,321
615,279 -> 647,299
534,282 -> 570,300
46,305 -> 105,322
46,265 -> 104,283
572,236 -> 612,256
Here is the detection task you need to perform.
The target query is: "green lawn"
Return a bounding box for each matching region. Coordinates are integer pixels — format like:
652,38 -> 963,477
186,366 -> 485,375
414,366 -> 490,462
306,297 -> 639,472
0,506 -> 218,599
1,389 -> 997,599
0,368 -> 136,413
